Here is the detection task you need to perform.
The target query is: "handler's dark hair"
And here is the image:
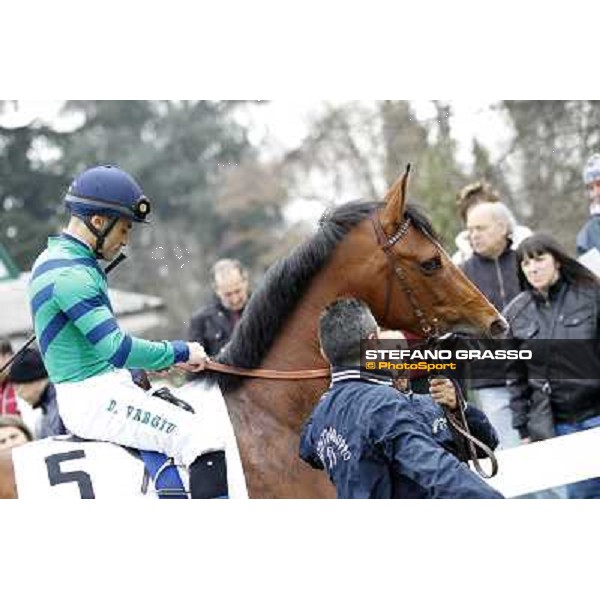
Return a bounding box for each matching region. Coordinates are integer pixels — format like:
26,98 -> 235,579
319,298 -> 378,366
516,233 -> 600,290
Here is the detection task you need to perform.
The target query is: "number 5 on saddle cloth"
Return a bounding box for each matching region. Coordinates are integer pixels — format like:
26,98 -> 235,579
12,382 -> 235,499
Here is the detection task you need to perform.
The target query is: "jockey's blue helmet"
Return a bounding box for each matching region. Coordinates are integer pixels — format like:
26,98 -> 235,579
65,165 -> 151,223
583,153 -> 600,186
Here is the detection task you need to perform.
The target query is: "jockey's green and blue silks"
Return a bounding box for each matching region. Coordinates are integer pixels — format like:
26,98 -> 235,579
28,233 -> 189,383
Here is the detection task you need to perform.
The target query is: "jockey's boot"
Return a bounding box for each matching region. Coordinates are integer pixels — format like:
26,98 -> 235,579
189,451 -> 229,499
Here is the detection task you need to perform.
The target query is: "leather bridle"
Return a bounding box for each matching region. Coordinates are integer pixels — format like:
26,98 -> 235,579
370,212 -> 440,338
204,208 -> 499,480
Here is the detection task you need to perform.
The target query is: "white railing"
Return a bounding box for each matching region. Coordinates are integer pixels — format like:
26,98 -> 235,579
472,427 -> 600,497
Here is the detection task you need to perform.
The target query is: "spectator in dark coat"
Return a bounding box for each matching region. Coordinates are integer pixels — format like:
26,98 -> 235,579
504,233 -> 600,498
460,201 -> 525,449
188,259 -> 250,357
8,347 -> 67,439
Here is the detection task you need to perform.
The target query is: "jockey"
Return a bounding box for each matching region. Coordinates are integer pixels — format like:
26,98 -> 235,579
27,165 -> 226,498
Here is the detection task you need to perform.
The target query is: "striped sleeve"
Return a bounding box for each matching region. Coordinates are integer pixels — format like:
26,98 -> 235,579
53,269 -> 188,370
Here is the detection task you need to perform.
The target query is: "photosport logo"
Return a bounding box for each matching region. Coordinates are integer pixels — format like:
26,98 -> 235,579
360,338 -> 600,380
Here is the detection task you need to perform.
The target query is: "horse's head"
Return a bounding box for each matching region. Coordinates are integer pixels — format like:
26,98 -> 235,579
346,166 -> 507,339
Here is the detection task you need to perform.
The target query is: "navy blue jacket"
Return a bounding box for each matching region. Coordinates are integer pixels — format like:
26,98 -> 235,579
299,368 -> 502,499
36,383 -> 67,439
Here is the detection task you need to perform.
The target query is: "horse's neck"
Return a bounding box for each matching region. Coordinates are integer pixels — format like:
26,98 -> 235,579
264,264 -> 347,373
221,237 -> 363,498
233,252 -> 355,428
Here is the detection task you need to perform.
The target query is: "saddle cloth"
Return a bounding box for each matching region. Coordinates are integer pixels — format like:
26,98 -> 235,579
12,380 -> 249,499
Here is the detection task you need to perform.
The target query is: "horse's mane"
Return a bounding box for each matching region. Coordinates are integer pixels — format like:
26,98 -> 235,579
201,200 -> 437,391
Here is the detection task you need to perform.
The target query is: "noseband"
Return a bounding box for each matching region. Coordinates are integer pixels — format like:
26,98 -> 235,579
370,213 -> 440,338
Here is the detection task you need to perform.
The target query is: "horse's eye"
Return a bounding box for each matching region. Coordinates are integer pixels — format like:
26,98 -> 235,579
420,256 -> 442,274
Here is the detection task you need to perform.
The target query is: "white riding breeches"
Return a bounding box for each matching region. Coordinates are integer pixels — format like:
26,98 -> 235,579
55,369 -> 224,468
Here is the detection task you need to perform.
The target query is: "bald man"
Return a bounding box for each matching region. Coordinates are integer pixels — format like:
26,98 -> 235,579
188,259 -> 251,357
460,201 -> 524,450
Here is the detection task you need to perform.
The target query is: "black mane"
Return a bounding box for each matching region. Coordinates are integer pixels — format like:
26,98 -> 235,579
200,200 -> 437,391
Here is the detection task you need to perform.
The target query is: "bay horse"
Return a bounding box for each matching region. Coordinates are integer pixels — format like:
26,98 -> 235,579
0,168 -> 505,498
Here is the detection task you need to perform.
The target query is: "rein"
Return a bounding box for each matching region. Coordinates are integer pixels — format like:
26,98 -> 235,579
206,361 -> 330,380
207,361 -> 498,477
444,393 -> 499,479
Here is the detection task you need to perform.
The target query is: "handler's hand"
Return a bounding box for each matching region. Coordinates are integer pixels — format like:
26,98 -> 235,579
176,342 -> 209,373
429,377 -> 458,411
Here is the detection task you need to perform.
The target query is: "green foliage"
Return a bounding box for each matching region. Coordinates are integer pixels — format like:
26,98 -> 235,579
0,123 -> 69,269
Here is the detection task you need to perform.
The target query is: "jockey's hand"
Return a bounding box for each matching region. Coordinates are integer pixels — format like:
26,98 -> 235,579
176,342 -> 209,373
429,377 -> 458,411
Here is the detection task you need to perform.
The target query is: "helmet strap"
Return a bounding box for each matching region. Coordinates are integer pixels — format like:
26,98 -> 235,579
82,215 -> 120,259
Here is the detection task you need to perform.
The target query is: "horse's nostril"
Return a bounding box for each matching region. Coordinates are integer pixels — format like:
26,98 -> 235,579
489,318 -> 509,338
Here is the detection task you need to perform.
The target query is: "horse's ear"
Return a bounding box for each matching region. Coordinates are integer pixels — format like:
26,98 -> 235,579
381,164 -> 411,229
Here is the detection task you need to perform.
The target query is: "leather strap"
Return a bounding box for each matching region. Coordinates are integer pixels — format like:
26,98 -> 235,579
206,361 -> 330,380
371,214 -> 437,337
444,399 -> 499,479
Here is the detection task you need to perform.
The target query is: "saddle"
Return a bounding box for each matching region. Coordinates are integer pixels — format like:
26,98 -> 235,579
13,379 -> 241,499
